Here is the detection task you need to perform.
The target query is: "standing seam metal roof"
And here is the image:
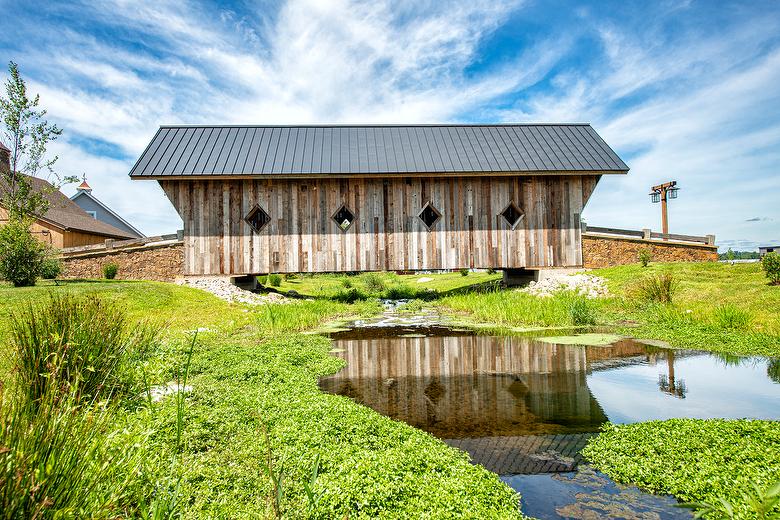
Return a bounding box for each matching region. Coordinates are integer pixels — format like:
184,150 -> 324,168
129,124 -> 628,177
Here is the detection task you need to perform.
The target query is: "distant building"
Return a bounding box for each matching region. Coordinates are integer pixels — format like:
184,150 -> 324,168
760,246 -> 779,257
70,178 -> 144,239
0,145 -> 138,247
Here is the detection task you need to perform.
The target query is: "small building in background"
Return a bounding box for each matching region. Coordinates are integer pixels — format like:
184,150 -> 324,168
0,144 -> 138,247
70,177 -> 144,239
760,246 -> 779,257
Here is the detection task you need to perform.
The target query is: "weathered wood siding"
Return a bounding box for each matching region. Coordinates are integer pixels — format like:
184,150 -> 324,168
160,175 -> 600,275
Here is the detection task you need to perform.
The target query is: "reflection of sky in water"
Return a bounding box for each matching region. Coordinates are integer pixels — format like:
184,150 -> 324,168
588,355 -> 780,423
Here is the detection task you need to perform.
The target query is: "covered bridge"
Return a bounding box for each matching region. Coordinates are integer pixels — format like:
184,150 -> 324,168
129,124 -> 628,276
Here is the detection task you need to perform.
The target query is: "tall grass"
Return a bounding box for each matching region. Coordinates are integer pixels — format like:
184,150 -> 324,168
440,289 -> 598,328
256,299 -> 379,333
9,294 -> 159,405
629,273 -> 678,303
713,304 -> 754,330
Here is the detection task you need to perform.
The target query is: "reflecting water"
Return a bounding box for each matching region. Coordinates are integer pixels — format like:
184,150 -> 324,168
320,331 -> 780,438
319,329 -> 780,519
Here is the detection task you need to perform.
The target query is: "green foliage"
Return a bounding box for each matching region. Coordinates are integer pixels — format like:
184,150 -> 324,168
1,61 -> 72,220
487,267 -> 497,275
713,304 -> 754,330
40,254 -> 61,279
361,272 -> 386,293
762,252 -> 780,285
257,275 -> 267,285
0,218 -> 46,286
340,277 -> 353,289
630,272 -> 678,303
0,383 -> 146,519
331,287 -> 369,303
267,273 -> 282,287
283,273 -> 297,281
102,262 -> 118,279
441,289 -> 600,328
9,294 -> 159,404
459,268 -> 469,277
719,250 -> 761,260
583,419 -> 780,520
681,480 -> 780,519
567,296 -> 597,326
638,249 -> 652,267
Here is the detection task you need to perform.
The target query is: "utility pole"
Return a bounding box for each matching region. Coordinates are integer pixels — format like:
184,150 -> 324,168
649,181 -> 679,234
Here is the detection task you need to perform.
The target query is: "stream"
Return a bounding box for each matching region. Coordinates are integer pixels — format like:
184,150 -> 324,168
318,303 -> 780,519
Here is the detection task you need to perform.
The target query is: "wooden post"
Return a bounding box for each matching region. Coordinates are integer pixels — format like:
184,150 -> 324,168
660,190 -> 668,235
706,234 -> 715,246
651,181 -> 677,238
642,228 -> 652,240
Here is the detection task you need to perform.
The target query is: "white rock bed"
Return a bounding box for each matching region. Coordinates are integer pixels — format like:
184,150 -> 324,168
179,278 -> 289,305
520,274 -> 609,299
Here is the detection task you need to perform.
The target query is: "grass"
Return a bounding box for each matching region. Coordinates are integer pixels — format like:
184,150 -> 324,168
438,262 -> 780,356
0,280 -> 523,519
583,419 -> 780,519
273,270 -> 501,299
440,289 -> 603,329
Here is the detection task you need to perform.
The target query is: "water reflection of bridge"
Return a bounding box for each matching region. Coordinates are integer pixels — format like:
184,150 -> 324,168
319,334 -> 674,473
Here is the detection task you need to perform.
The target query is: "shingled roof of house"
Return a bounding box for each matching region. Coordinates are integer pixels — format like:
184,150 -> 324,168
0,174 -> 137,239
129,123 -> 629,178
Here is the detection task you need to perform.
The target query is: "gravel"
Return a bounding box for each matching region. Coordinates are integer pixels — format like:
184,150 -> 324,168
520,273 -> 609,299
179,277 -> 289,305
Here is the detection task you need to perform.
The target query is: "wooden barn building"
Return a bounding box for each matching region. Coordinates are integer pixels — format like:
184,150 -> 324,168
129,124 -> 628,277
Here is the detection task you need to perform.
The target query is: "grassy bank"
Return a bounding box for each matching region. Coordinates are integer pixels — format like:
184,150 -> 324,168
439,262 -> 780,356
0,280 -> 523,519
583,420 -> 780,519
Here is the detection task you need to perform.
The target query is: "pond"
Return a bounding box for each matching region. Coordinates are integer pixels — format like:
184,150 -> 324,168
319,318 -> 780,519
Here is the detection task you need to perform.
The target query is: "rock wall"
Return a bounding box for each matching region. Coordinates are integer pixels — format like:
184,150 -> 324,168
61,243 -> 184,282
582,234 -> 717,268
58,234 -> 716,280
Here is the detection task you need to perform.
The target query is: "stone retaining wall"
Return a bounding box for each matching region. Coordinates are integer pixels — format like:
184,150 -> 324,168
61,242 -> 184,282
58,234 -> 717,280
582,234 -> 717,268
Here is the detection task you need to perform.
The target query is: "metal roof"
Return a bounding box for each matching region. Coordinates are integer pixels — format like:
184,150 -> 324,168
129,124 -> 628,178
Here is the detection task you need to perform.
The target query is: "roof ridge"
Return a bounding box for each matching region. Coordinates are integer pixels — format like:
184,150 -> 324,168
157,123 -> 593,129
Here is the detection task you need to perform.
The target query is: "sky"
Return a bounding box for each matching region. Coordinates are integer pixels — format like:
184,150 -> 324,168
1,0 -> 778,251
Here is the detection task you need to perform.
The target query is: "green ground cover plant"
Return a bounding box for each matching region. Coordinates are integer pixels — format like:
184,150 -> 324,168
583,419 -> 780,519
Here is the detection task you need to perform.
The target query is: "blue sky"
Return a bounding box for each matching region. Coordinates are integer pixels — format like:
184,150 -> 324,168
1,0 -> 778,251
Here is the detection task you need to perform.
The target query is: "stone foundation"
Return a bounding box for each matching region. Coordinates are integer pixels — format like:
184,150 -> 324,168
582,234 -> 717,269
61,243 -> 184,282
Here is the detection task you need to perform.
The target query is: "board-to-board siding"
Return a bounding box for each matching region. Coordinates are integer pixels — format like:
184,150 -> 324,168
159,175 -> 600,275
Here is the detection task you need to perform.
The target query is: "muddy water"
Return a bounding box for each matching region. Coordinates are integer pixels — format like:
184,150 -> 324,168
319,323 -> 780,519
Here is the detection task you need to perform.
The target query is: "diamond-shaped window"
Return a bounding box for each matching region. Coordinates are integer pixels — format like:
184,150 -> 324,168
332,204 -> 355,232
500,201 -> 524,228
244,204 -> 271,233
418,201 -> 442,231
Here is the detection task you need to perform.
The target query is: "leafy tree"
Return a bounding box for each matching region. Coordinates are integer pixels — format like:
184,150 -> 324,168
1,61 -> 74,220
761,252 -> 780,285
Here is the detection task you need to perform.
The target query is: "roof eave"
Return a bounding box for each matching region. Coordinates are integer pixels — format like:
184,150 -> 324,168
131,169 -> 629,180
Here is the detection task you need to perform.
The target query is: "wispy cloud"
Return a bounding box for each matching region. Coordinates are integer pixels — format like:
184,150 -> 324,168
0,0 -> 778,246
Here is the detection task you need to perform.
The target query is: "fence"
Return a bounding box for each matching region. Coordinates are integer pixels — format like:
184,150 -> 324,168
583,225 -> 715,246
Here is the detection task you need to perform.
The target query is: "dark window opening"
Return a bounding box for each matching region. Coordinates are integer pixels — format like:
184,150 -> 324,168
332,204 -> 356,231
418,202 -> 442,231
244,204 -> 271,233
500,201 -> 524,228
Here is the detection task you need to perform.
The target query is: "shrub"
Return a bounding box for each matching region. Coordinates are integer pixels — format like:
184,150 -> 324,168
761,252 -> 780,285
566,295 -> 597,326
638,249 -> 651,268
283,273 -> 297,281
361,272 -> 386,293
257,275 -> 267,285
341,277 -> 353,289
10,294 -> 159,404
459,268 -> 469,277
103,262 -> 119,279
713,304 -> 753,330
630,273 -> 678,303
0,219 -> 46,286
383,284 -> 419,300
268,273 -> 282,287
332,287 -> 368,303
40,255 -> 62,279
